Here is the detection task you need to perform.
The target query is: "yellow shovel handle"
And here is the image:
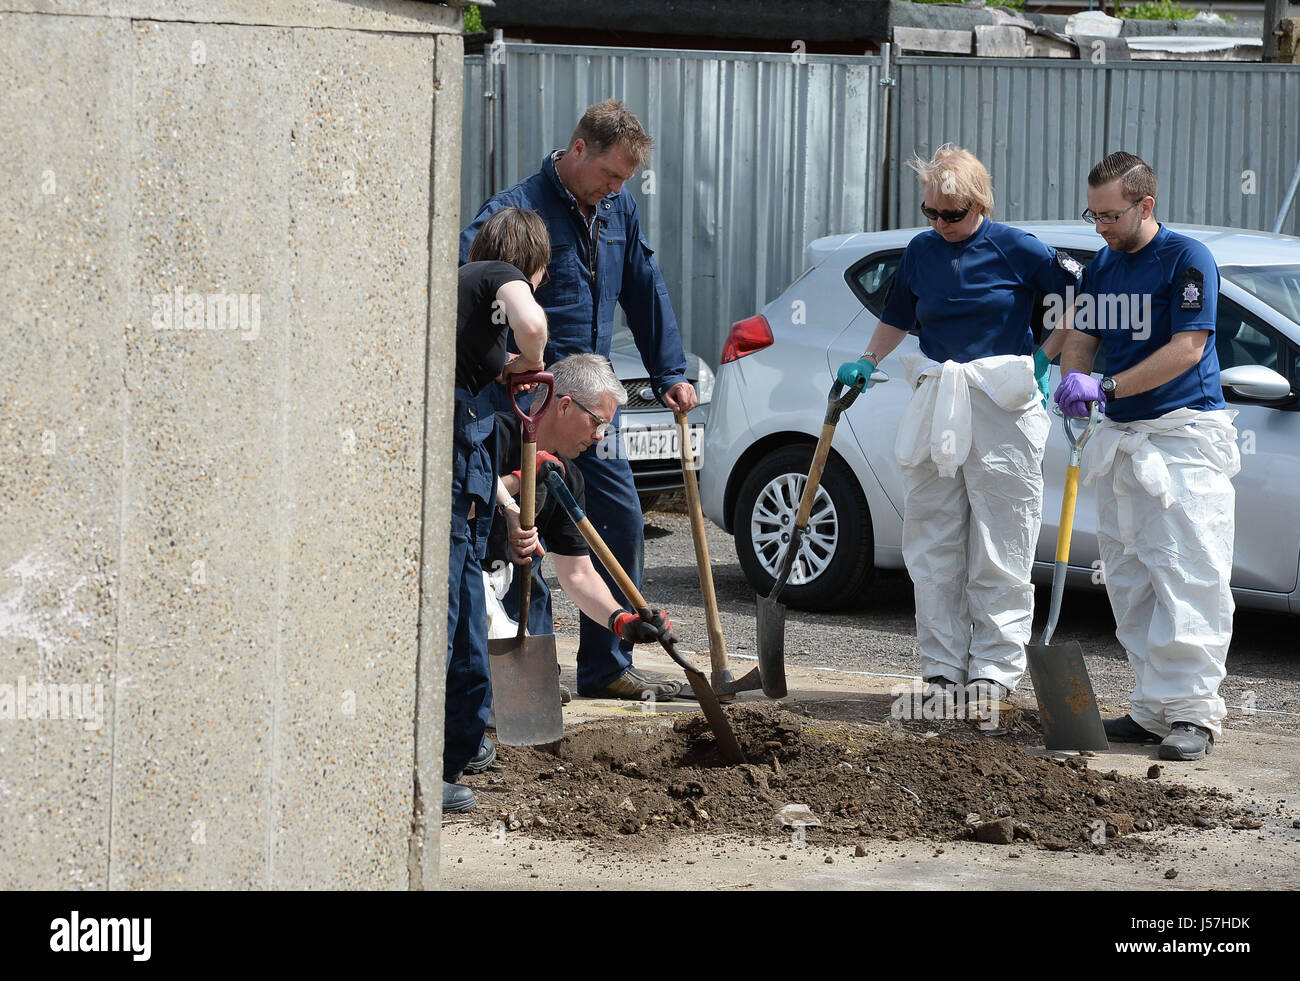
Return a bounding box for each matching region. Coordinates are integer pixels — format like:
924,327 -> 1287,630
1055,464 -> 1080,564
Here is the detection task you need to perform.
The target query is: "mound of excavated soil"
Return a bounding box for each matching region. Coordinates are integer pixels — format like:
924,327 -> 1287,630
465,705 -> 1242,853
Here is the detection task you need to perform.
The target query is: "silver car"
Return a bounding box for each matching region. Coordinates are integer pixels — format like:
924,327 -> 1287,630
606,329 -> 713,508
700,222 -> 1300,615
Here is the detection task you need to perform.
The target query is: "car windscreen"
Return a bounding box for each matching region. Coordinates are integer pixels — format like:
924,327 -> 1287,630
1221,264 -> 1300,328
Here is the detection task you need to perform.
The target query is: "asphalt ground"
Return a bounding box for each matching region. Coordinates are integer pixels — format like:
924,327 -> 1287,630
545,494 -> 1300,736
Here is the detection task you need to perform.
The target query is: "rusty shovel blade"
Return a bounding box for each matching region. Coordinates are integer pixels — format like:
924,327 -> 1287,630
1025,639 -> 1110,751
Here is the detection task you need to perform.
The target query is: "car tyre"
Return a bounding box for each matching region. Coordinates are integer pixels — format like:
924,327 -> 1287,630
733,444 -> 873,611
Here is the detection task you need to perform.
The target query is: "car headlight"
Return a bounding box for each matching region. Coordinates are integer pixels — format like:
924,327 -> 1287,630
694,360 -> 715,404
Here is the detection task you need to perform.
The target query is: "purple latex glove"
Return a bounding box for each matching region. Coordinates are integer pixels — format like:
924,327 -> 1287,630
1053,371 -> 1105,418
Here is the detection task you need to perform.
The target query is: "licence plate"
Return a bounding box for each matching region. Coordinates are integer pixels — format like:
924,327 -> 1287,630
622,424 -> 702,464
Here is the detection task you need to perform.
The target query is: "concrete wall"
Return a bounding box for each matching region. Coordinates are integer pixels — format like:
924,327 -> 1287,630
0,0 -> 462,890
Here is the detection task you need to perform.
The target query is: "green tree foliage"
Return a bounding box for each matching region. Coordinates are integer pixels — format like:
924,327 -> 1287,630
1119,0 -> 1197,20
464,4 -> 484,33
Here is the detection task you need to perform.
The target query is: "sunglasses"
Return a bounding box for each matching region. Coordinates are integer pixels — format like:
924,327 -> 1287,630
921,203 -> 972,224
531,267 -> 551,293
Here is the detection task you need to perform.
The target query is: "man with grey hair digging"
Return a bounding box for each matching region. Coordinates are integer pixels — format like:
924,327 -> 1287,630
487,353 -> 680,703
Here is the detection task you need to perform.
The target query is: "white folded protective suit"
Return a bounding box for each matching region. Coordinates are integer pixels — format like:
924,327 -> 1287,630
1082,408 -> 1241,508
895,353 -> 1042,477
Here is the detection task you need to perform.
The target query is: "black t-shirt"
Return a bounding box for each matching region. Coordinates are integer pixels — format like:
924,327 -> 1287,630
489,412 -> 589,560
456,260 -> 528,395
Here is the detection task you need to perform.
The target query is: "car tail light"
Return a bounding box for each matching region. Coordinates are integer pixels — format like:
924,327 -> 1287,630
720,314 -> 773,364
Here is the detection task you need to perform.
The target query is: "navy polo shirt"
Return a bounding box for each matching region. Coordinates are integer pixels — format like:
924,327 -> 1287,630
1075,224 -> 1224,423
880,218 -> 1082,363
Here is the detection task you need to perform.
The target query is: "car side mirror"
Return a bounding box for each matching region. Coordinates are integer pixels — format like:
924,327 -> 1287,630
1220,364 -> 1292,401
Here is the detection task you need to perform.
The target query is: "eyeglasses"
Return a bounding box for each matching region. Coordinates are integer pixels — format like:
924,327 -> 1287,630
921,203 -> 972,224
1081,200 -> 1143,225
566,396 -> 612,436
531,267 -> 551,292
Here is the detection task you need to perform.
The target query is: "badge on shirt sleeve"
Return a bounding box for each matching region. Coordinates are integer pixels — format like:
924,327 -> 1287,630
1180,267 -> 1205,311
1056,251 -> 1084,281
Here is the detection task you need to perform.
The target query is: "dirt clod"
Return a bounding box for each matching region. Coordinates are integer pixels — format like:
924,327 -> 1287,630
975,817 -> 1016,844
1106,813 -> 1135,837
469,705 -> 1237,854
1165,868 -> 1178,879
854,844 -> 868,857
1147,765 -> 1162,780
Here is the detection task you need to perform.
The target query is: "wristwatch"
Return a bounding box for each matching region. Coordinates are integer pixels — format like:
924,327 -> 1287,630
1100,376 -> 1117,396
862,351 -> 879,364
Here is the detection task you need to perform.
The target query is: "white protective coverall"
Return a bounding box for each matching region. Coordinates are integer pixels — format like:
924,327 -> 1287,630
1082,407 -> 1239,736
895,353 -> 1050,690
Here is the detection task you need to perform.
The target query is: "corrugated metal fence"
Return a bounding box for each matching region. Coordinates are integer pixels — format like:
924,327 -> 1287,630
892,57 -> 1300,236
463,43 -> 886,363
463,42 -> 1300,366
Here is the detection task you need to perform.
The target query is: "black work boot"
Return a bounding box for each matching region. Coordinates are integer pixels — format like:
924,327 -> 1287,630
1159,722 -> 1215,761
462,736 -> 497,775
922,677 -> 960,719
442,781 -> 477,814
1103,714 -> 1161,744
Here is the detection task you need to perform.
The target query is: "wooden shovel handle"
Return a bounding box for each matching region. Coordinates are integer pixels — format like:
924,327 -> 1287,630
796,423 -> 836,528
674,411 -> 728,678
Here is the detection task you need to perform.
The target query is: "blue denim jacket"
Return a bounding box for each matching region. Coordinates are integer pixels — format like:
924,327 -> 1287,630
459,152 -> 688,400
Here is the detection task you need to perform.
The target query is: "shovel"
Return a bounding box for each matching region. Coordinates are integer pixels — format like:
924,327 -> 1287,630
673,409 -> 751,701
1026,400 -> 1110,752
542,465 -> 746,764
487,371 -> 562,746
754,373 -> 871,699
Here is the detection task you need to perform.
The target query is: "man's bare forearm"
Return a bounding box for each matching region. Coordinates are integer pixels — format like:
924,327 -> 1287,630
1108,331 -> 1208,400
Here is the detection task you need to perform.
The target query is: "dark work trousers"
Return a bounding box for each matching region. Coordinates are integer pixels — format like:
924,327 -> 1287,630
444,388 -> 496,783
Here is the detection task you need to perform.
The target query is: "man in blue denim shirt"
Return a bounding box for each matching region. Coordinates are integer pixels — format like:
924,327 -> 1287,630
460,100 -> 696,700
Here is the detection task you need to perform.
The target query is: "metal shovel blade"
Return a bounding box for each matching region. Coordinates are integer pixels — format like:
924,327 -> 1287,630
1025,639 -> 1109,751
754,594 -> 789,699
680,663 -> 746,763
487,632 -> 564,746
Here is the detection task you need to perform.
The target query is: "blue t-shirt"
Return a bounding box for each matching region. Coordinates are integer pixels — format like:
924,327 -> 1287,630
880,218 -> 1083,363
1075,224 -> 1224,423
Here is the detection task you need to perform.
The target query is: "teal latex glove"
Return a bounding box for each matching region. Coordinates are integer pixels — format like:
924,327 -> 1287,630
1033,347 -> 1051,409
836,357 -> 877,391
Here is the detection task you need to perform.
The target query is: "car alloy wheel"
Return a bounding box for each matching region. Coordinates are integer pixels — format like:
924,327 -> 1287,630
733,445 -> 873,611
750,474 -> 837,586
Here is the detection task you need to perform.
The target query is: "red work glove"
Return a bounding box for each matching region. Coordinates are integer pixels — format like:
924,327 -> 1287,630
609,609 -> 673,645
511,451 -> 565,488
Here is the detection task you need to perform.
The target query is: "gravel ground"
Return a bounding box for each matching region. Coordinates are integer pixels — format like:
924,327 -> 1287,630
546,493 -> 1300,736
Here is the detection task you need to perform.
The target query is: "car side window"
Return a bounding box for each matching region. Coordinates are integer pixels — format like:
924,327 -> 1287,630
1215,298 -> 1280,373
845,252 -> 903,320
